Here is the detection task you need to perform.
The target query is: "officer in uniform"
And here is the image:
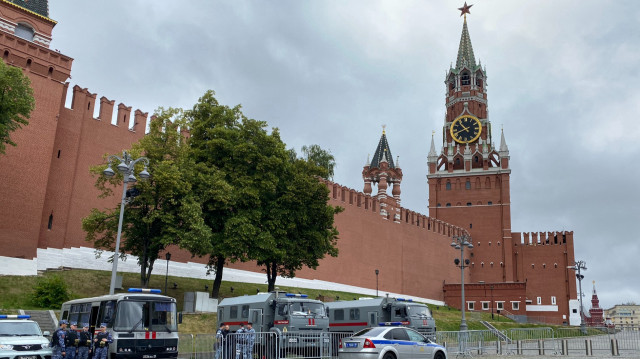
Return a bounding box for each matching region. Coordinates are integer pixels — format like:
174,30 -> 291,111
235,323 -> 246,359
214,323 -> 225,359
77,323 -> 92,359
93,323 -> 112,359
65,322 -> 79,359
243,322 -> 255,359
51,319 -> 68,359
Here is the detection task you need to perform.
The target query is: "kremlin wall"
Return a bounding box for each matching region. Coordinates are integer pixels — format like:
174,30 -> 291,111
0,0 -> 580,326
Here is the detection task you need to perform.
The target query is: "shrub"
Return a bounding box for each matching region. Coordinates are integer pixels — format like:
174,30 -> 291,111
31,275 -> 70,308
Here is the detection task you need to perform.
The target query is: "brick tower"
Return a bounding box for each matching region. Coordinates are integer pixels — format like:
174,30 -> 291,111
363,127 -> 403,220
427,8 -> 512,284
587,281 -> 604,326
0,0 -> 73,259
431,4 -> 578,325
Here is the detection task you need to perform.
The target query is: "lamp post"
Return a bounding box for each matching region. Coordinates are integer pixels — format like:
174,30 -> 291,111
451,234 -> 473,331
568,260 -> 587,333
103,150 -> 150,295
375,269 -> 379,297
164,252 -> 172,293
491,285 -> 494,320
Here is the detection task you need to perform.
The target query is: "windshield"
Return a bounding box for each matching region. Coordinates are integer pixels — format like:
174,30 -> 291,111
114,301 -> 177,332
289,302 -> 326,316
408,305 -> 432,317
0,322 -> 41,336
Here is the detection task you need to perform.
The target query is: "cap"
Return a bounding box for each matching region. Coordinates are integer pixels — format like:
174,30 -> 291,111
83,323 -> 89,328
70,322 -> 77,326
60,320 -> 69,325
247,322 -> 253,325
100,323 -> 107,328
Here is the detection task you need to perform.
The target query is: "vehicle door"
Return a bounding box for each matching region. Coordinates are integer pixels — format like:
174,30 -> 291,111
368,312 -> 378,327
406,328 -> 431,359
249,308 -> 262,329
385,328 -> 412,359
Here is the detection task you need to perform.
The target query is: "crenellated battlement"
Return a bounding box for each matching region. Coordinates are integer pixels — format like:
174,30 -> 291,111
67,84 -> 148,133
321,179 -> 466,238
512,231 -> 574,246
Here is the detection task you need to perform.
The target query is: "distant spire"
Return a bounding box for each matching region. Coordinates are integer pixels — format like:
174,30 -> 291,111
366,153 -> 370,166
455,6 -> 477,71
370,130 -> 395,168
428,132 -> 438,158
396,155 -> 400,167
499,128 -> 509,153
592,280 -> 597,295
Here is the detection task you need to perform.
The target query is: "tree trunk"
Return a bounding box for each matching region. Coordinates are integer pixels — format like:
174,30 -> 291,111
145,260 -> 154,289
211,255 -> 225,299
267,262 -> 277,292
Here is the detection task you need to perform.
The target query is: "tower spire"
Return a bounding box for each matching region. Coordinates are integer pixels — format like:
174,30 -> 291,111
455,3 -> 477,71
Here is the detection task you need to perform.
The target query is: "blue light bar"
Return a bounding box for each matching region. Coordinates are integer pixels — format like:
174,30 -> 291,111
285,293 -> 308,298
128,288 -> 162,293
395,298 -> 413,302
0,315 -> 30,319
379,322 -> 403,326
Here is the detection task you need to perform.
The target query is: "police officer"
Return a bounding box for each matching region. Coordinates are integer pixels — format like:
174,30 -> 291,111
77,323 -> 92,359
243,322 -> 255,359
235,323 -> 246,359
51,319 -> 68,359
214,322 -> 225,359
93,323 -> 112,359
65,322 -> 79,359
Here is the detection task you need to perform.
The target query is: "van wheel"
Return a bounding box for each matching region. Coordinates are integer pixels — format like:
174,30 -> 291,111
433,351 -> 446,359
382,352 -> 396,359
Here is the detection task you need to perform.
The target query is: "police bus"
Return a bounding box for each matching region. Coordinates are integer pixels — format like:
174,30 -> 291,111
59,288 -> 179,359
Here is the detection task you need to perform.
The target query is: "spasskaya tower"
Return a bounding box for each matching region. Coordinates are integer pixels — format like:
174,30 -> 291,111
427,3 -> 514,284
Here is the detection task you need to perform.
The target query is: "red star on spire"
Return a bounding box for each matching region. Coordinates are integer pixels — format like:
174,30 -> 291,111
458,2 -> 473,17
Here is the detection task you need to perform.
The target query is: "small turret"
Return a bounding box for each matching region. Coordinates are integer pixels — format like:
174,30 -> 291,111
362,127 -> 403,210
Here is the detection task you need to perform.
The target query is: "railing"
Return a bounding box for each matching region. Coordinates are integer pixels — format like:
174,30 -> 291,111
179,327 -> 640,358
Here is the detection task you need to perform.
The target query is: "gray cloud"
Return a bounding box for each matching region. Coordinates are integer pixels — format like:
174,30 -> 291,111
50,0 -> 640,308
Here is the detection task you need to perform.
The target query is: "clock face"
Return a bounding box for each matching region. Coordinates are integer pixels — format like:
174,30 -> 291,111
450,115 -> 482,144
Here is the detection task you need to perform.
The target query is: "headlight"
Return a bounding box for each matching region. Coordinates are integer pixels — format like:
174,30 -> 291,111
0,344 -> 14,350
41,343 -> 50,349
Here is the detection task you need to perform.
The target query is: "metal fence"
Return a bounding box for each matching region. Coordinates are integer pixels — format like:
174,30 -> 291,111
179,327 -> 640,358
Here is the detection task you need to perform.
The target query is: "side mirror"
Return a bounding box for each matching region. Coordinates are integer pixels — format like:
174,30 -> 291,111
178,312 -> 183,324
43,331 -> 50,336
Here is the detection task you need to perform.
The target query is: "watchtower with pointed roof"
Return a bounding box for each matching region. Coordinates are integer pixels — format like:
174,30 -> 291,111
362,128 -> 403,219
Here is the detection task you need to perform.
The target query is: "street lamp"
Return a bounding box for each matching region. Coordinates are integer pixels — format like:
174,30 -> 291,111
103,150 -> 151,295
375,269 -> 379,297
164,252 -> 172,293
568,260 -> 587,333
451,234 -> 473,331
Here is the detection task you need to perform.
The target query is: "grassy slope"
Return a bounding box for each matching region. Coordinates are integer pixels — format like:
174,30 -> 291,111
1,269 -> 553,334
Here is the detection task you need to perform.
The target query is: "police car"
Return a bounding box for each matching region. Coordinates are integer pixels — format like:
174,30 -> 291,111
338,326 -> 447,359
0,315 -> 52,359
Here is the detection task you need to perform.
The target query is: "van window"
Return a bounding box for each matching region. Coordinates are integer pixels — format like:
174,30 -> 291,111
334,309 -> 344,321
99,301 -> 116,326
394,307 -> 407,318
277,304 -> 288,316
241,305 -> 249,318
230,306 -> 238,319
349,308 -> 360,320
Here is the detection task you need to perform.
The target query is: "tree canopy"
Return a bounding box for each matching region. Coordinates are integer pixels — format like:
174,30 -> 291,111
0,59 -> 35,155
82,108 -> 226,287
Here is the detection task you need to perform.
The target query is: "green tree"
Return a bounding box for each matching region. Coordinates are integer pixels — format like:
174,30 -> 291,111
301,144 -> 336,180
82,108 -> 225,287
0,59 -> 35,155
258,149 -> 342,291
31,275 -> 70,308
188,91 -> 288,298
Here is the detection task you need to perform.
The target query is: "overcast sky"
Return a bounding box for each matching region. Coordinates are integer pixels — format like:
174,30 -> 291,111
48,1 -> 639,310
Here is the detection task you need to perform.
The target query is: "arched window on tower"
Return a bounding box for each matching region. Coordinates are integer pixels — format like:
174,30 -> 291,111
446,182 -> 451,190
15,23 -> 35,41
461,71 -> 471,86
475,75 -> 483,87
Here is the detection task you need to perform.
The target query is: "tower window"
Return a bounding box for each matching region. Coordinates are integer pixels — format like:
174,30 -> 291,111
437,203 -> 441,207
461,72 -> 470,85
57,150 -> 61,158
466,202 -> 472,206
465,180 -> 471,189
15,23 -> 35,41
47,213 -> 53,230
488,201 -> 492,205
446,182 -> 451,190
446,203 -> 451,207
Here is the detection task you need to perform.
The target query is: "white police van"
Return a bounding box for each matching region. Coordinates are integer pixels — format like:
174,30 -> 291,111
0,315 -> 52,359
